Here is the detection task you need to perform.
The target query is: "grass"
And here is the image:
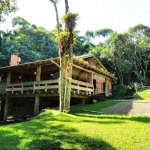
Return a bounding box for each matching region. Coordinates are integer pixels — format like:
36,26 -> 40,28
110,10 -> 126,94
0,100 -> 150,150
133,87 -> 150,100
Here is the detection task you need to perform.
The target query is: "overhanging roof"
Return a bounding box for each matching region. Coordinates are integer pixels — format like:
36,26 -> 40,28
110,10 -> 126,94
0,55 -> 116,80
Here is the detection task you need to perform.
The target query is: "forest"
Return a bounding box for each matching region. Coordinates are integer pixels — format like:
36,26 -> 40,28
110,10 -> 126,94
1,17 -> 150,87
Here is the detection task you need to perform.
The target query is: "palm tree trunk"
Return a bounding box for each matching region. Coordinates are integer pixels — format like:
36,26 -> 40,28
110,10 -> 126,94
53,2 -> 60,33
59,50 -> 67,112
64,0 -> 69,13
64,44 -> 73,111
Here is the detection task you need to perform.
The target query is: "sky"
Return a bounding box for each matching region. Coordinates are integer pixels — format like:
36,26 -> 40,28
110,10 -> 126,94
1,0 -> 150,35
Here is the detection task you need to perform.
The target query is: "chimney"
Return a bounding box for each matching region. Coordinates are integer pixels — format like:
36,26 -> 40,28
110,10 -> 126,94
10,54 -> 18,66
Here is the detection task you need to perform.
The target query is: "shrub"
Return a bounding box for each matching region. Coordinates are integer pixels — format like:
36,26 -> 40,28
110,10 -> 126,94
112,84 -> 134,98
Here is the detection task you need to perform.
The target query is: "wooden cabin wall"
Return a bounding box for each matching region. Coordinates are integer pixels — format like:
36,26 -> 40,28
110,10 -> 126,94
93,74 -> 105,95
72,66 -> 91,83
105,78 -> 112,95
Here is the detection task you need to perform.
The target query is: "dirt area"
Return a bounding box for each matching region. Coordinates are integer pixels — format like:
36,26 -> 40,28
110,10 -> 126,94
102,100 -> 150,116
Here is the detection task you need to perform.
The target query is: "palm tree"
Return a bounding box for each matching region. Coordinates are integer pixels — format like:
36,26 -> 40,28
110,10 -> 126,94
49,0 -> 79,112
60,12 -> 79,112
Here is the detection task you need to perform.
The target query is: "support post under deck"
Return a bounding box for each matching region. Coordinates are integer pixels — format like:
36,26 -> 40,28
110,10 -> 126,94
3,96 -> 8,123
34,93 -> 39,116
82,99 -> 85,104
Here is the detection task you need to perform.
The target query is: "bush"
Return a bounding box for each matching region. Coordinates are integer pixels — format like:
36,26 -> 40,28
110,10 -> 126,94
112,84 -> 134,98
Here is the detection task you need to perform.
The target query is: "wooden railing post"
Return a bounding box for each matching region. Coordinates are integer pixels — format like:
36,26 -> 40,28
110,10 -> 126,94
78,84 -> 79,94
7,71 -> 11,84
21,83 -> 23,94
36,66 -> 41,82
45,82 -> 47,92
105,78 -> 107,96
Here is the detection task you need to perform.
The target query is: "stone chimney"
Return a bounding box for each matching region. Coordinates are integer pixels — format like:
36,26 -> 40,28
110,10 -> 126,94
10,54 -> 18,66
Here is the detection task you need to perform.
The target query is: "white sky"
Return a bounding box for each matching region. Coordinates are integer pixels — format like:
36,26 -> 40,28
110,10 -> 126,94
1,0 -> 150,35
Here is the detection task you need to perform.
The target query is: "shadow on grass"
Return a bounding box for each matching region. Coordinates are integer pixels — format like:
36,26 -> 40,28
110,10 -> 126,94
70,100 -> 150,123
0,112 -> 116,150
34,111 -> 125,124
133,94 -> 144,100
26,134 -> 116,150
0,130 -> 21,149
71,111 -> 150,123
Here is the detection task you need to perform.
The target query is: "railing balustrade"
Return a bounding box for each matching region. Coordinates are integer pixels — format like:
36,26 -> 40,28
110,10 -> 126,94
0,79 -> 94,96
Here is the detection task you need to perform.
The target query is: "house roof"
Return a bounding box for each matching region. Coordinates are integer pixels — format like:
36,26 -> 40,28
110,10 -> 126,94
0,55 -> 116,79
76,54 -> 108,72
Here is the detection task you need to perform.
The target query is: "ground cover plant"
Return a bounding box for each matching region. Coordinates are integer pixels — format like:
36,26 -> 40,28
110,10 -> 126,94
0,100 -> 150,150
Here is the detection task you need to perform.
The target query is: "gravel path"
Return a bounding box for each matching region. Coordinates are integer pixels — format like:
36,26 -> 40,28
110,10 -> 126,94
102,100 -> 150,116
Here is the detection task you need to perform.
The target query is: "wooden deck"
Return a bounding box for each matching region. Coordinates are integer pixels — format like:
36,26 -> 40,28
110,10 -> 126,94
0,79 -> 94,97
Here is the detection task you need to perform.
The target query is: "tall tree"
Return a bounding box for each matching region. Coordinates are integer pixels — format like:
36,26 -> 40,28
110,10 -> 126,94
101,32 -> 133,84
64,0 -> 69,13
49,0 -> 60,33
49,0 -> 78,112
62,12 -> 78,112
128,24 -> 150,81
0,17 -> 58,66
0,0 -> 18,22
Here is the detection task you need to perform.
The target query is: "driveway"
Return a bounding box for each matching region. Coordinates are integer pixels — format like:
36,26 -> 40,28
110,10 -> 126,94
102,100 -> 150,116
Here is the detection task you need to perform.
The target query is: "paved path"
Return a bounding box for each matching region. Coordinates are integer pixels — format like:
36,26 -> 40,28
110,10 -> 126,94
102,100 -> 150,116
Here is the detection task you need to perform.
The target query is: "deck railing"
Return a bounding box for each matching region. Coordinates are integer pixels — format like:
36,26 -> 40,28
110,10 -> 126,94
5,79 -> 59,94
71,79 -> 94,95
0,79 -> 94,96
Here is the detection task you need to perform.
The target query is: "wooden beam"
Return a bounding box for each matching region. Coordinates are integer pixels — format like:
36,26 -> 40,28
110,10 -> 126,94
36,66 -> 41,82
93,72 -> 111,80
7,71 -> 11,84
0,100 -> 4,121
49,58 -> 60,68
105,78 -> 108,97
3,96 -> 8,123
82,99 -> 85,104
73,64 -> 113,81
34,93 -> 39,116
73,64 -> 92,73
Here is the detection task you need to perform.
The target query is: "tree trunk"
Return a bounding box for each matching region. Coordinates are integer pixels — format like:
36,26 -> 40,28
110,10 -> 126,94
64,44 -> 73,112
59,50 -> 67,112
53,2 -> 60,33
64,0 -> 69,13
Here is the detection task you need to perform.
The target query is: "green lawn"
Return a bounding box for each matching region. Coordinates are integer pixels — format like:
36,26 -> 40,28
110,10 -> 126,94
133,87 -> 150,100
0,100 -> 150,150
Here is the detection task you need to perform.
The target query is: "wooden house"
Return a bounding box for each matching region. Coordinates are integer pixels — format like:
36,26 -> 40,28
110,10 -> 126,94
0,54 -> 116,122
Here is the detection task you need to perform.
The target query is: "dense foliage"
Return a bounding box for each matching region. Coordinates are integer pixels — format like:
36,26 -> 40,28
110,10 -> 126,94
0,17 -> 91,67
1,17 -> 150,86
0,17 -> 58,66
87,24 -> 150,85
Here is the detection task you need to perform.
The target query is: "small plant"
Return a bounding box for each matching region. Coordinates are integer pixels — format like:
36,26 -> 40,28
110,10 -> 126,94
61,12 -> 79,31
57,30 -> 77,52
